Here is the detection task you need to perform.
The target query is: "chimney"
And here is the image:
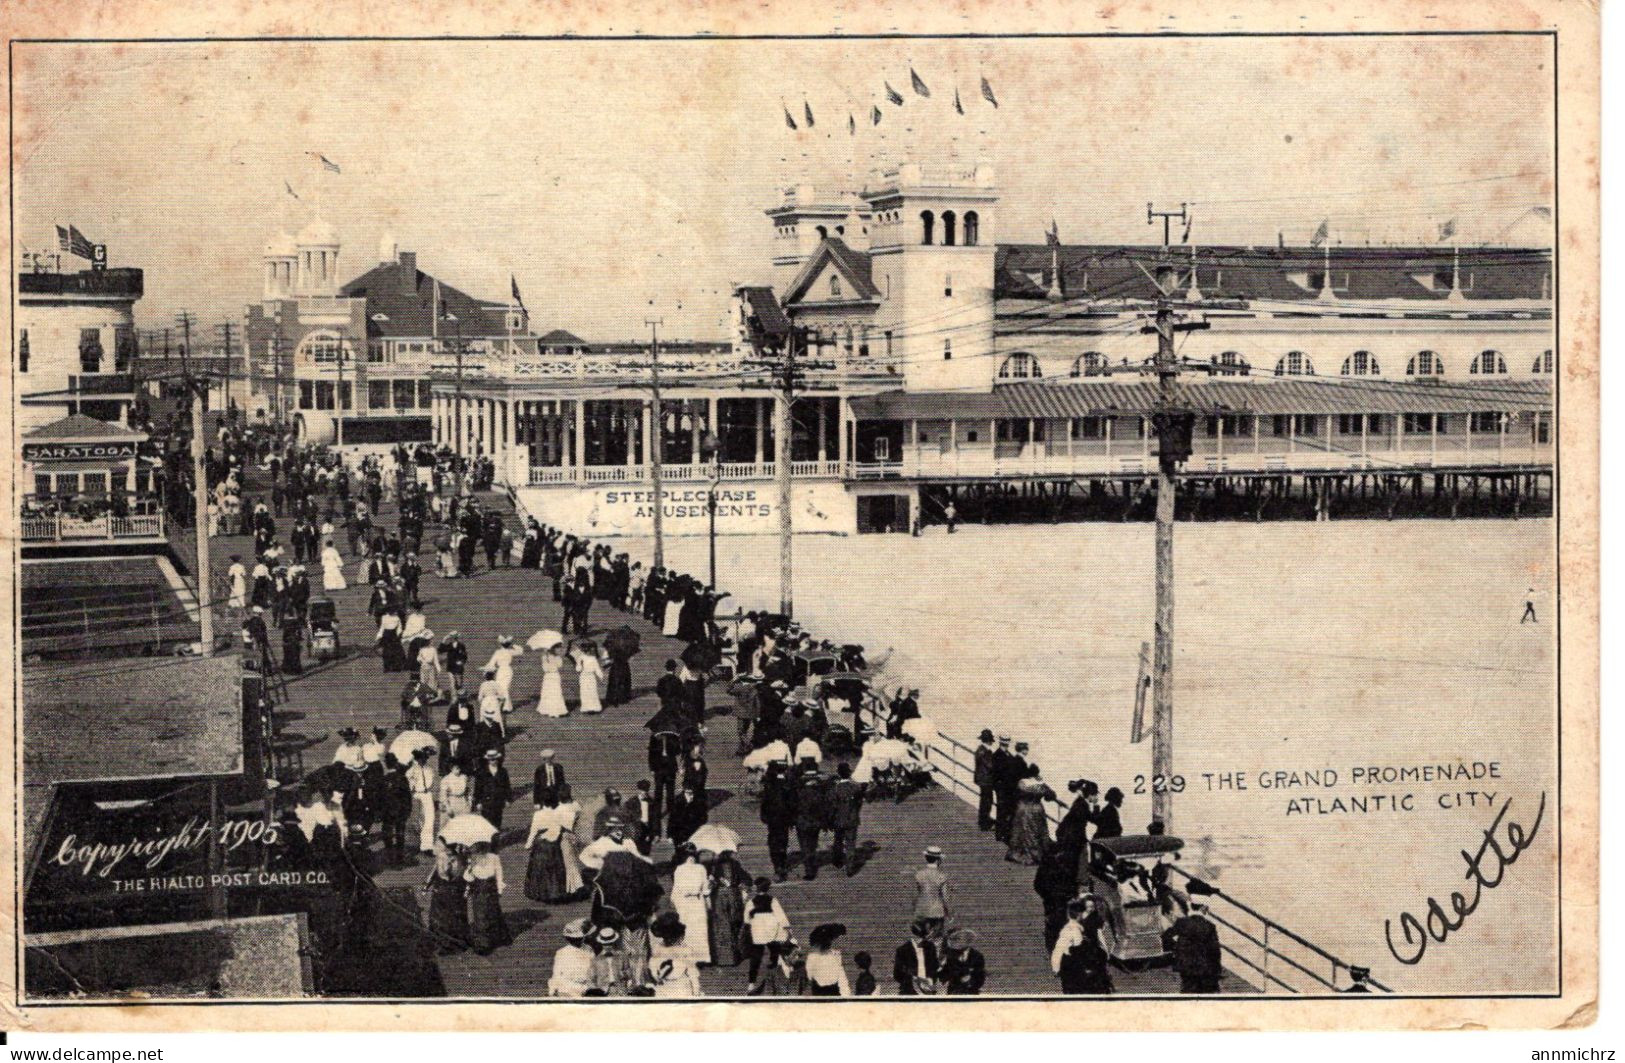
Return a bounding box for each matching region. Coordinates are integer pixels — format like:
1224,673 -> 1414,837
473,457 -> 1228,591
398,251 -> 418,294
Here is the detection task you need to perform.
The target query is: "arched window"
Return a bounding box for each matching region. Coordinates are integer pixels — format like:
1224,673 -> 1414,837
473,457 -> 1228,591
829,274 -> 842,299
943,338 -> 952,361
844,325 -> 855,357
963,211 -> 980,246
1215,351 -> 1250,377
1407,350 -> 1444,376
942,210 -> 957,247
1533,349 -> 1554,374
1273,351 -> 1315,377
836,224 -> 845,236
815,225 -> 828,240
296,330 -> 352,367
998,353 -> 1043,380
1070,352 -> 1106,377
1341,350 -> 1381,376
920,210 -> 935,246
1470,350 -> 1508,375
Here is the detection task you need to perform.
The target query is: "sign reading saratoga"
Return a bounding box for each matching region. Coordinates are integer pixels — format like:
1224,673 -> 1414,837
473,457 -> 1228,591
22,441 -> 139,462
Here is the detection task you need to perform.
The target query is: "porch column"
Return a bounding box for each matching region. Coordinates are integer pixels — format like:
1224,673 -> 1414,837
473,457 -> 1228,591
708,396 -> 718,460
1361,414 -> 1368,457
948,418 -> 957,476
817,400 -> 829,462
574,399 -> 586,469
1253,415 -> 1261,454
1288,416 -> 1296,453
1104,417 -> 1112,459
642,399 -> 653,468
836,398 -> 848,466
628,401 -> 640,466
1216,417 -> 1225,462
754,398 -> 765,464
1431,415 -> 1438,464
1394,414 -> 1403,454
690,400 -> 701,464
1142,418 -> 1150,458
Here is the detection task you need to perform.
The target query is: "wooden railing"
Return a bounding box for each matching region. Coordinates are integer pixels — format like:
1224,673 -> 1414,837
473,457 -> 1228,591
20,511 -> 165,543
850,693 -> 1390,995
526,460 -> 848,487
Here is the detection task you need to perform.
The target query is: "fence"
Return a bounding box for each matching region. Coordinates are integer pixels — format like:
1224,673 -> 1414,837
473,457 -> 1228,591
22,587 -> 184,656
850,693 -> 1389,995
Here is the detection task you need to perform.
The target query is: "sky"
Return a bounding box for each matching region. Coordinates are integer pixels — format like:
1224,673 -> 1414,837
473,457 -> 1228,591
13,35 -> 1554,341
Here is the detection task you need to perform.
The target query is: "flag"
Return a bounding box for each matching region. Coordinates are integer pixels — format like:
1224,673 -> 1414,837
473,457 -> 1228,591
871,105 -> 883,125
284,180 -> 300,200
804,100 -> 815,128
511,275 -> 524,309
954,87 -> 964,115
980,76 -> 998,108
1310,218 -> 1329,248
58,224 -> 94,260
318,153 -> 341,174
848,113 -> 856,136
910,67 -> 930,97
783,104 -> 798,131
1437,218 -> 1457,242
885,81 -> 904,105
1046,219 -> 1060,247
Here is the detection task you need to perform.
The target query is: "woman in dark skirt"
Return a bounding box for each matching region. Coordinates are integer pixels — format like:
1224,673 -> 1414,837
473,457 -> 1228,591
424,840 -> 469,955
704,851 -> 749,967
465,841 -> 511,955
377,612 -> 407,672
523,795 -> 571,902
603,642 -> 635,708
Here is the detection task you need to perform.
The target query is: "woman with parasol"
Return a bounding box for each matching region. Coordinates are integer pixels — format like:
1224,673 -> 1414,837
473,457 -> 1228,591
669,843 -> 711,965
522,790 -> 577,903
602,626 -> 639,708
423,837 -> 469,955
537,640 -> 570,718
464,840 -> 511,955
573,639 -> 605,715
805,923 -> 852,996
703,845 -> 750,967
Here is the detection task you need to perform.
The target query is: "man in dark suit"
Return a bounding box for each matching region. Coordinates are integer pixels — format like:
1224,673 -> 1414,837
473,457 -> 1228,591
656,660 -> 685,716
440,723 -> 475,776
532,749 -> 567,807
1162,900 -> 1223,993
826,762 -> 864,873
973,729 -> 997,831
940,929 -> 987,995
647,725 -> 682,838
892,920 -> 941,995
472,749 -> 512,844
758,764 -> 798,881
794,769 -> 828,880
991,735 -> 1021,843
439,632 -> 469,696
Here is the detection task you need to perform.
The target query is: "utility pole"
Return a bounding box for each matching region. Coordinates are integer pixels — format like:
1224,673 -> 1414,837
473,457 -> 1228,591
216,321 -> 235,425
177,310 -> 214,656
1140,204 -> 1208,829
1147,201 -> 1189,248
644,317 -> 666,571
744,325 -> 834,619
442,314 -> 468,497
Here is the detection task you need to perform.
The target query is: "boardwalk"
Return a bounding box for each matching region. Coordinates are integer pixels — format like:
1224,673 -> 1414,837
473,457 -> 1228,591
205,482 -> 1241,997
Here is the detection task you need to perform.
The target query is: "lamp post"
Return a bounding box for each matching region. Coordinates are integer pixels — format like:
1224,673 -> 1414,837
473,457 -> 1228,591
702,431 -> 721,589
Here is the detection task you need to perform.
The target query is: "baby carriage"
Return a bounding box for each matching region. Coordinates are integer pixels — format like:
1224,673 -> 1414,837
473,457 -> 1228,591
307,598 -> 341,660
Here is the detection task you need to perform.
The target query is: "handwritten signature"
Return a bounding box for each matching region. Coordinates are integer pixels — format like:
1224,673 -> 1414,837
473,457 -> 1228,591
1384,792 -> 1546,965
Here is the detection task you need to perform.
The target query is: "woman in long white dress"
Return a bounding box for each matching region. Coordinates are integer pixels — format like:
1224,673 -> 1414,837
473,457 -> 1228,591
227,556 -> 248,610
573,641 -> 605,715
320,540 -> 347,592
439,763 -> 472,817
482,636 -> 523,714
537,643 -> 569,718
669,847 -> 712,966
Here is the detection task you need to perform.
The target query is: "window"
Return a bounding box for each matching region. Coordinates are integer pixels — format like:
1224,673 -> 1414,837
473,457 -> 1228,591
885,331 -> 894,358
79,328 -> 103,373
418,380 -> 434,408
1273,351 -> 1314,376
944,339 -> 952,361
844,325 -> 855,358
34,474 -> 50,496
996,419 -> 1032,443
944,274 -> 953,298
81,472 -> 107,496
368,380 -> 390,409
997,353 -> 1042,379
1208,415 -> 1248,437
942,210 -> 957,247
873,438 -> 890,461
920,210 -> 935,246
1403,413 -> 1436,434
298,381 -> 315,410
1341,350 -> 1381,376
966,430 -> 979,443
113,326 -> 135,372
393,380 -> 416,409
1533,413 -> 1550,445
1214,351 -> 1250,377
1337,414 -> 1367,435
314,381 -> 335,410
816,225 -> 828,240
963,211 -> 980,246
1470,350 -> 1508,375
1072,416 -> 1106,440
339,381 -> 353,410
1470,412 -> 1504,433
858,328 -> 870,359
1272,415 -> 1320,436
368,341 -> 387,364
1533,349 -> 1554,374
829,274 -> 842,299
1071,352 -> 1107,377
1112,417 -> 1145,439
18,328 -> 28,373
1407,350 -> 1444,376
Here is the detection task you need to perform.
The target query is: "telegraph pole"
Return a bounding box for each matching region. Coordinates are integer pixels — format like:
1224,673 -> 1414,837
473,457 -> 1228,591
444,315 -> 467,497
744,325 -> 834,619
176,310 -> 214,655
216,321 -> 235,424
644,318 -> 666,571
1142,204 -> 1208,829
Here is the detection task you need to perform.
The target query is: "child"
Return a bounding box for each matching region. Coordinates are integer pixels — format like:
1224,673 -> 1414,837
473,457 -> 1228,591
853,950 -> 877,996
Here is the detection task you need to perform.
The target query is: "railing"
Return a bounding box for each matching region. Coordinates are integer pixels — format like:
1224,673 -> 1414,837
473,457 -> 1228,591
524,460 -> 848,487
849,693 -> 1390,995
20,511 -> 166,543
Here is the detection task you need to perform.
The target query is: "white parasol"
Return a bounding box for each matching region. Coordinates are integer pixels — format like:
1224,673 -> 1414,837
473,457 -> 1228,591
527,628 -> 565,651
864,738 -> 915,767
389,729 -> 437,762
439,813 -> 498,847
743,740 -> 790,770
687,824 -> 741,854
901,717 -> 937,744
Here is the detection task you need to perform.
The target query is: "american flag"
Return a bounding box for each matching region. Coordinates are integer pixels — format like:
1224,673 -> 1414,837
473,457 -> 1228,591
56,224 -> 95,260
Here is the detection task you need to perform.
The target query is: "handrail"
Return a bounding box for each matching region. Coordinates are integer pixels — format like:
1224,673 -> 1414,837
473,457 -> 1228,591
851,689 -> 1389,994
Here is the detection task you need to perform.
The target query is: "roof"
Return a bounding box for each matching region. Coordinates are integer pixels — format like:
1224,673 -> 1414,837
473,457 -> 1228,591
537,329 -> 587,346
738,285 -> 793,342
22,654 -> 244,860
23,413 -> 145,443
994,244 -> 1552,304
851,378 -> 1553,421
783,237 -> 881,305
340,260 -> 510,339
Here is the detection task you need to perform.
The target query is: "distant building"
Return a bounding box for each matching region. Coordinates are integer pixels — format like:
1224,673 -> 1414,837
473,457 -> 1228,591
244,223 -> 529,445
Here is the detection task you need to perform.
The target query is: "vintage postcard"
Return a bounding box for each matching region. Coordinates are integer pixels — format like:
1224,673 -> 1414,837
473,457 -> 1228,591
0,0 -> 1599,1034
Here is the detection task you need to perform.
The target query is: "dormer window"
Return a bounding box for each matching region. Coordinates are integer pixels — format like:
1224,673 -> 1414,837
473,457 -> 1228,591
816,225 -> 828,240
830,274 -> 842,299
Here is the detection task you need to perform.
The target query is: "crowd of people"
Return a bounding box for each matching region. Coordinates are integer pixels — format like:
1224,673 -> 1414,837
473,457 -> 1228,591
213,423 -> 1233,999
